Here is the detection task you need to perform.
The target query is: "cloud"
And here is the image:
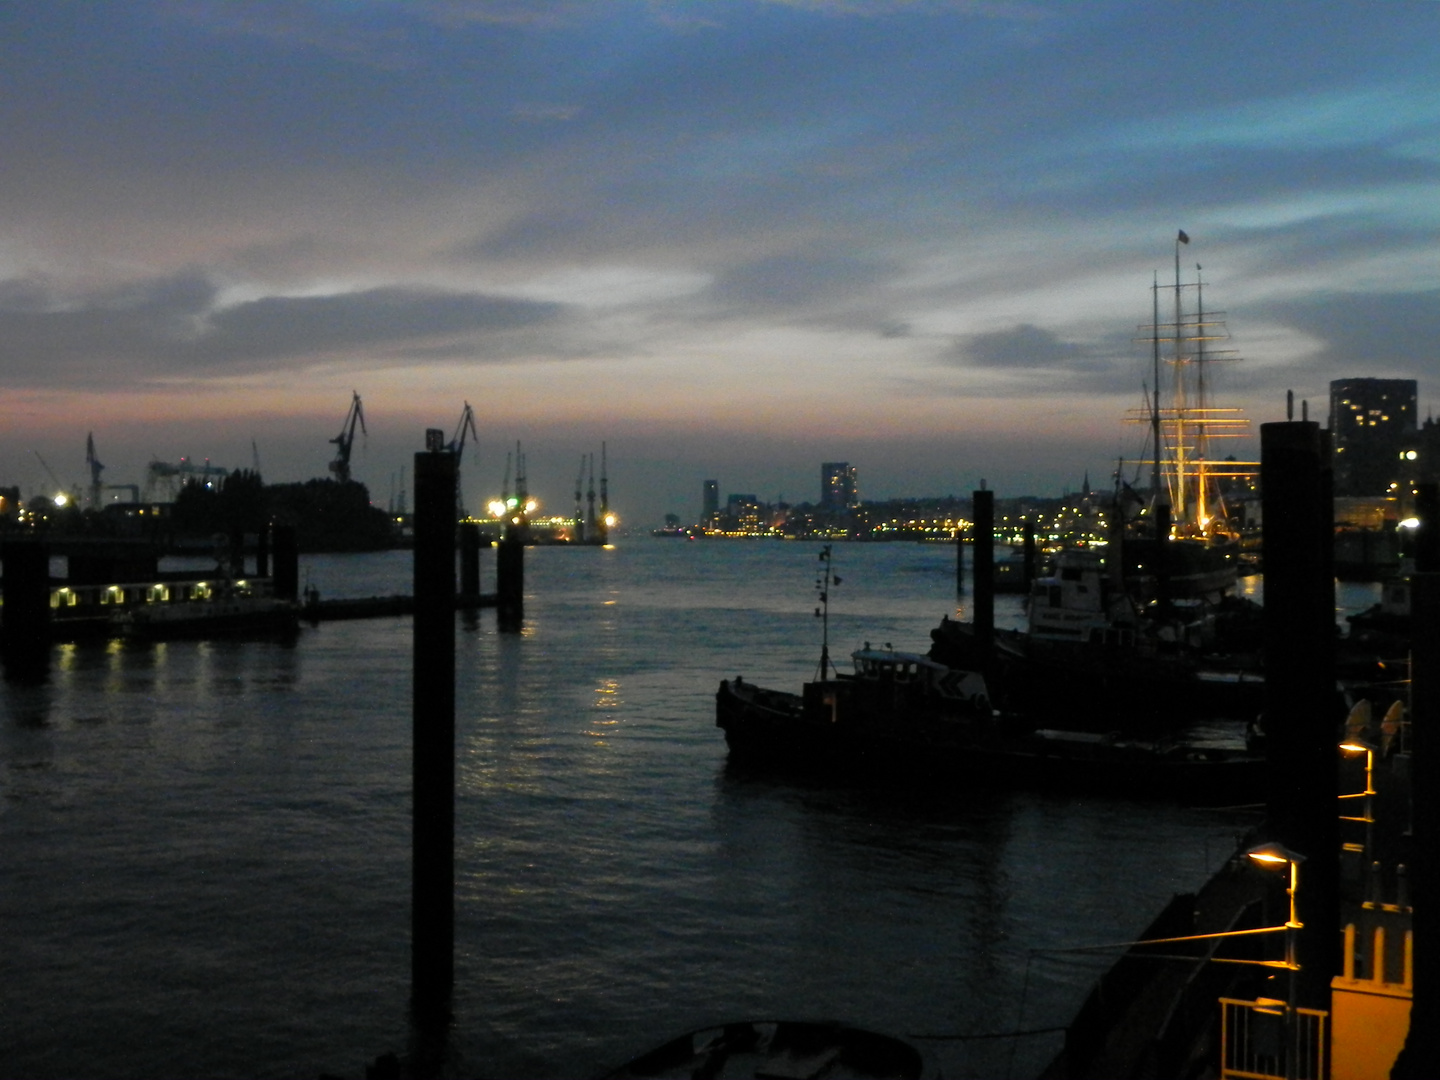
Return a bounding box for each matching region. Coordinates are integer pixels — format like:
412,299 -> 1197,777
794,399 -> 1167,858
943,322 -> 1133,387
0,272 -> 572,388
1259,289 -> 1440,385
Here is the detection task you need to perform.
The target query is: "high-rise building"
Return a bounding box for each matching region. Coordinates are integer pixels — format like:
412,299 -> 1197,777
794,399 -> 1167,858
1329,378 -> 1418,496
820,463 -> 857,510
702,479 -> 719,523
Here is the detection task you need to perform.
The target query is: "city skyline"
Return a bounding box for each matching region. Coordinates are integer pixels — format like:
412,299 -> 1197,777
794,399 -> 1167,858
2,1 -> 1438,525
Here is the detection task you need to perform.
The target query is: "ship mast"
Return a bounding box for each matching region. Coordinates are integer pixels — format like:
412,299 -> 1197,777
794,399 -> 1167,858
1171,229 -> 1190,523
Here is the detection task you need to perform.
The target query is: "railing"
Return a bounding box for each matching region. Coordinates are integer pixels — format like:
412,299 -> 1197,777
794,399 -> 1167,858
1219,998 -> 1327,1080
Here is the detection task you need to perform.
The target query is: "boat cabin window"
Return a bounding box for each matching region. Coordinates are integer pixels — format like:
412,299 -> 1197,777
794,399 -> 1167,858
1061,567 -> 1084,581
1048,586 -> 1062,607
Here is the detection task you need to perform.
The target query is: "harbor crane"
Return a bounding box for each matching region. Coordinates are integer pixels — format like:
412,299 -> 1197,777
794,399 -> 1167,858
574,455 -> 587,541
329,391 -> 366,484
448,402 -> 479,517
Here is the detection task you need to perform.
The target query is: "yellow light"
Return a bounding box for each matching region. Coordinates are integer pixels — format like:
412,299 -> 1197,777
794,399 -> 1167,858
604,513 -> 618,528
487,500 -> 506,518
524,499 -> 538,513
54,493 -> 68,507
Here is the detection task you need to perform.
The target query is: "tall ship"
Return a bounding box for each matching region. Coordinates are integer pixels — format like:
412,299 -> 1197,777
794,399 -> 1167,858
1121,231 -> 1258,600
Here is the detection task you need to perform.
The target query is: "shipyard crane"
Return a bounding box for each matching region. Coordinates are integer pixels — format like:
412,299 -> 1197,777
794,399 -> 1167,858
585,453 -> 596,538
85,433 -> 104,508
574,456 -> 587,541
448,402 -> 479,462
599,442 -> 609,543
329,391 -> 366,484
447,402 -> 480,517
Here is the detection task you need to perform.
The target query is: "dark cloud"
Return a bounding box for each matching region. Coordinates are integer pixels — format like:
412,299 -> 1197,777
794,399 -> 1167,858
1256,289 -> 1440,385
0,273 -> 571,388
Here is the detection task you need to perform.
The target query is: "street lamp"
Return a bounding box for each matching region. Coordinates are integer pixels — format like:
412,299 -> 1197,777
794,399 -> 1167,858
1339,739 -> 1377,858
1247,843 -> 1305,1080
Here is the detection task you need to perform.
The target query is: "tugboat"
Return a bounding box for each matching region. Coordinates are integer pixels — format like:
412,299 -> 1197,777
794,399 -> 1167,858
715,547 -> 1265,805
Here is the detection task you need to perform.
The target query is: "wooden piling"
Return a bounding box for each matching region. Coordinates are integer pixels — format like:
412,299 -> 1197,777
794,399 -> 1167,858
1392,568 -> 1440,1074
954,528 -> 965,596
1258,420 -> 1339,1013
256,523 -> 270,580
459,523 -> 481,600
1392,480 -> 1440,1074
411,442 -> 457,1039
1,540 -> 50,679
972,489 -> 994,652
271,525 -> 299,601
1022,518 -> 1036,589
496,535 -> 523,631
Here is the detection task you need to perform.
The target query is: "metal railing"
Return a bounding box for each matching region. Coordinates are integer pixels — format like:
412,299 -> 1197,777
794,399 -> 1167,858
1219,997 -> 1327,1080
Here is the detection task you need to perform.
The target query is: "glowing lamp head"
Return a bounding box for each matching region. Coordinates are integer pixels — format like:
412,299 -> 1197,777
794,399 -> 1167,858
1339,740 -> 1375,756
1247,843 -> 1305,868
53,493 -> 68,507
487,500 -> 506,518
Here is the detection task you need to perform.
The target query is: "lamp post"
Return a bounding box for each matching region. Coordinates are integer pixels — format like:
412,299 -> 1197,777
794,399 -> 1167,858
1247,843 -> 1306,1080
1339,739 -> 1377,859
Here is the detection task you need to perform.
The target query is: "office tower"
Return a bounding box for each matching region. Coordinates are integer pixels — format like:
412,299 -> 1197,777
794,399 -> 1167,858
820,463 -> 858,510
1329,378 -> 1418,496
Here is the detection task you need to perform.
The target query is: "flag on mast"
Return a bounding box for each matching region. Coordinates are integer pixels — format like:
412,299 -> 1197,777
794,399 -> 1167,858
1177,229 -> 1190,244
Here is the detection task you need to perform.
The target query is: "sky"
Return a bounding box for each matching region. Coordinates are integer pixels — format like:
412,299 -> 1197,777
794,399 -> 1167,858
1,0 -> 1438,527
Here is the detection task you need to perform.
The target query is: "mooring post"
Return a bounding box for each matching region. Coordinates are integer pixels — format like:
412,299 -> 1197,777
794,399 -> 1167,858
496,533 -> 523,632
459,522 -> 481,602
256,523 -> 270,580
1393,481 -> 1440,1075
1153,499 -> 1172,611
954,526 -> 965,596
1,540 -> 50,680
411,431 -> 457,1058
1022,518 -> 1036,589
972,488 -> 994,653
271,525 -> 299,601
1258,420 -> 1339,1016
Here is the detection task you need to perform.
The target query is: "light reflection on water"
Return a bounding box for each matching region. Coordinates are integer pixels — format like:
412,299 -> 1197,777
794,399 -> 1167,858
2,539 -> 1265,1079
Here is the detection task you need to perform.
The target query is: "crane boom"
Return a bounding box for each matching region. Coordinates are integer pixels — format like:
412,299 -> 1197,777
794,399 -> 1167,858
329,391 -> 366,483
449,402 -> 479,463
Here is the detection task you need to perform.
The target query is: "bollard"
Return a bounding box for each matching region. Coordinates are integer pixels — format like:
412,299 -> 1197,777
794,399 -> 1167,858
411,438 -> 457,1047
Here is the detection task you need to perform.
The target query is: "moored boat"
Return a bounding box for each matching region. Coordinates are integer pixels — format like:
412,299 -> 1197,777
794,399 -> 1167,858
716,645 -> 1265,806
111,586 -> 299,639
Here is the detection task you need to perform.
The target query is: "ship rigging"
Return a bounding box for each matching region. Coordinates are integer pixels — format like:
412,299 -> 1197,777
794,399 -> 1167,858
1127,232 -> 1258,542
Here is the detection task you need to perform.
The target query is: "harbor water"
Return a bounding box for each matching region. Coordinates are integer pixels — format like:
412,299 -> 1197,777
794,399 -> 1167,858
0,540 -> 1379,1078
